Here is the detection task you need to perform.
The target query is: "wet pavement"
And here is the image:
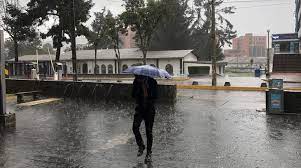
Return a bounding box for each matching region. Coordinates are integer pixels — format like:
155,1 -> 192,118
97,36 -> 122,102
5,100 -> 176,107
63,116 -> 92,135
1,90 -> 301,168
168,76 -> 301,88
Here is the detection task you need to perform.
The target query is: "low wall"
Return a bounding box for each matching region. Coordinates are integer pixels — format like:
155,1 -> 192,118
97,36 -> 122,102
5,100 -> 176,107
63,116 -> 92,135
6,79 -> 177,102
284,91 -> 301,113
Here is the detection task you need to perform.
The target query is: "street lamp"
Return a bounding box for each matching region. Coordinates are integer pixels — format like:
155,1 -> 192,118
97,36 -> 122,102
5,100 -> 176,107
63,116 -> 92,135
267,29 -> 270,78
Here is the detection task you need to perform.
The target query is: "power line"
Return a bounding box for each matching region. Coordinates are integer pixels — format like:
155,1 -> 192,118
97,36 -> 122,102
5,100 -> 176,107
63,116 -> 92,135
236,3 -> 291,9
224,0 -> 288,3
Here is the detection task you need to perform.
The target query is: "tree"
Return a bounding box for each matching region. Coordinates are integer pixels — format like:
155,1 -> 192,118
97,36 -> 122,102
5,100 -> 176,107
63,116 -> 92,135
150,0 -> 193,50
1,4 -> 36,62
120,0 -> 165,65
27,0 -> 94,62
87,8 -> 110,74
191,0 -> 237,61
105,12 -> 124,73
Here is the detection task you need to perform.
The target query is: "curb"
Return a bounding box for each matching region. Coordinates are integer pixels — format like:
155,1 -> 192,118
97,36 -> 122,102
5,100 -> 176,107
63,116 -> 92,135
177,85 -> 301,92
177,85 -> 267,91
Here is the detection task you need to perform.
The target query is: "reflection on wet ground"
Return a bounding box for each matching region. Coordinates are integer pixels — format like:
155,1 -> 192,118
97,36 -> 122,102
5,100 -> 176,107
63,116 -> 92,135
1,90 -> 301,168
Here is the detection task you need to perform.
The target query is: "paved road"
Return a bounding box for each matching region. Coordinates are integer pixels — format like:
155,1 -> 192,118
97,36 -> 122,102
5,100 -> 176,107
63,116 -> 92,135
1,90 -> 301,168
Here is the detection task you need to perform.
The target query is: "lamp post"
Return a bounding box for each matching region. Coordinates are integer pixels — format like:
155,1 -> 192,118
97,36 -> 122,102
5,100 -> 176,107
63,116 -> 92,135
267,29 -> 270,78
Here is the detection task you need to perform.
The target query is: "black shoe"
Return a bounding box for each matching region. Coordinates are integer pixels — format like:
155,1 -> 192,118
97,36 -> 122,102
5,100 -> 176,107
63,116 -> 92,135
144,153 -> 152,163
137,146 -> 145,157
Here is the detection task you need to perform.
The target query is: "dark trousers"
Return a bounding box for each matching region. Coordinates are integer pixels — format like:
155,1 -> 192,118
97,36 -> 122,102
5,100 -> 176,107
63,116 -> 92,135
132,104 -> 155,154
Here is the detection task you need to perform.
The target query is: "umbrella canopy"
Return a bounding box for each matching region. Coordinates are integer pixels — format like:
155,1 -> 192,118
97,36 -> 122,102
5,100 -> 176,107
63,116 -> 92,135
123,65 -> 172,79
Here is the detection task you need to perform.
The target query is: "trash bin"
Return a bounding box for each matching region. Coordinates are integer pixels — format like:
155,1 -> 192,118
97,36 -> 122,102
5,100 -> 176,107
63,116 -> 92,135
266,79 -> 284,114
255,68 -> 261,77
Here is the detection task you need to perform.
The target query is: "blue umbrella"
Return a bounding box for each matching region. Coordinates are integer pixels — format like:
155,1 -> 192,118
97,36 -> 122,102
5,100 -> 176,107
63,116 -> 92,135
123,65 -> 172,79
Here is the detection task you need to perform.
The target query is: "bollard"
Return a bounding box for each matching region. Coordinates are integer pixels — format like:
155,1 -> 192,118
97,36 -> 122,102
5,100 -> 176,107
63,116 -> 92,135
261,83 -> 267,88
192,81 -> 198,85
224,82 -> 231,86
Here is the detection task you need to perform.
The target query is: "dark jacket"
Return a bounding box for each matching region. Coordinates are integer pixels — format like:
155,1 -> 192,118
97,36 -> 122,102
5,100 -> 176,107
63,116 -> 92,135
132,76 -> 158,105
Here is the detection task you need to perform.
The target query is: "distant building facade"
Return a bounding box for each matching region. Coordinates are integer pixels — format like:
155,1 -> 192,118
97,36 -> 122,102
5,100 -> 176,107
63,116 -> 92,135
224,33 -> 267,57
272,33 -> 299,54
6,49 -> 227,77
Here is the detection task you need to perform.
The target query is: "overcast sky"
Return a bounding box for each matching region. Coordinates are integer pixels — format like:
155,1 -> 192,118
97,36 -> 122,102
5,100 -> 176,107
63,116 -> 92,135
14,0 -> 296,47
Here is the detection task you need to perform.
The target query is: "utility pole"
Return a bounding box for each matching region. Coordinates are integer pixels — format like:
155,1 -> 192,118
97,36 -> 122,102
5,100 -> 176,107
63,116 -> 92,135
211,0 -> 217,86
0,30 -> 15,128
0,30 -> 6,115
266,29 -> 270,78
71,0 -> 78,81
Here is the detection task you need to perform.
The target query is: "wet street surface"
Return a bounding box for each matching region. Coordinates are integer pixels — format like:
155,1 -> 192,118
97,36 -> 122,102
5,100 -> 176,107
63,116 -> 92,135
1,90 -> 301,168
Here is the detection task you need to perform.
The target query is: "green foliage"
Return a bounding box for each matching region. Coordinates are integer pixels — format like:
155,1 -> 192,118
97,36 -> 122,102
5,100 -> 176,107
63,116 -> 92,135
150,0 -> 193,50
27,0 -> 94,61
2,4 -> 36,62
191,0 -> 237,61
104,12 -> 124,73
120,0 -> 165,64
87,8 -> 110,49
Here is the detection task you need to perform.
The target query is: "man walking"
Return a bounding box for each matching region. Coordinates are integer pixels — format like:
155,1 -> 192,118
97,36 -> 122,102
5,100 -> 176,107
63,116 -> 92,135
132,75 -> 157,163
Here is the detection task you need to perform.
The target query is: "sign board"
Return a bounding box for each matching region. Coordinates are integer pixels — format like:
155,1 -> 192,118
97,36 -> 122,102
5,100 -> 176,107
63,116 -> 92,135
267,89 -> 284,114
269,79 -> 284,90
272,33 -> 298,41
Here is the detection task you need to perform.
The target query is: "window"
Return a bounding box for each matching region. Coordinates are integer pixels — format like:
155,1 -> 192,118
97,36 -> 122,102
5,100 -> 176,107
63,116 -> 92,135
108,64 -> 113,74
82,63 -> 88,74
95,65 -> 100,74
101,64 -> 106,74
150,64 -> 156,67
122,64 -> 128,71
165,64 -> 173,75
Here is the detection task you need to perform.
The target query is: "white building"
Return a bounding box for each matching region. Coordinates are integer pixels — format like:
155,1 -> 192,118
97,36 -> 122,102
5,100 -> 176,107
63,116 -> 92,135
7,48 -> 226,77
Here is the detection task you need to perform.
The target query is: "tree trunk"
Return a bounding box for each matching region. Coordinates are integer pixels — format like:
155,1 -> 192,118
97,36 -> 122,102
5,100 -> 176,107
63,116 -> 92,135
211,0 -> 217,86
14,40 -> 19,76
94,45 -> 97,75
71,0 -> 77,81
115,54 -> 120,74
143,50 -> 147,65
14,40 -> 18,62
56,46 -> 61,62
117,58 -> 120,73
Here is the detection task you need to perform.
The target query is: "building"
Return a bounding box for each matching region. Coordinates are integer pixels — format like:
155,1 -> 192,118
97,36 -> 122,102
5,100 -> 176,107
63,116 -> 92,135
271,1 -> 301,73
296,0 -> 301,37
272,33 -> 299,54
6,48 -> 227,78
224,33 -> 267,57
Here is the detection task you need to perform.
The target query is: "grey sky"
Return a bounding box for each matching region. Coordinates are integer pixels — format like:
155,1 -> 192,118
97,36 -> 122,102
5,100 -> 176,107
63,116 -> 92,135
14,0 -> 296,46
